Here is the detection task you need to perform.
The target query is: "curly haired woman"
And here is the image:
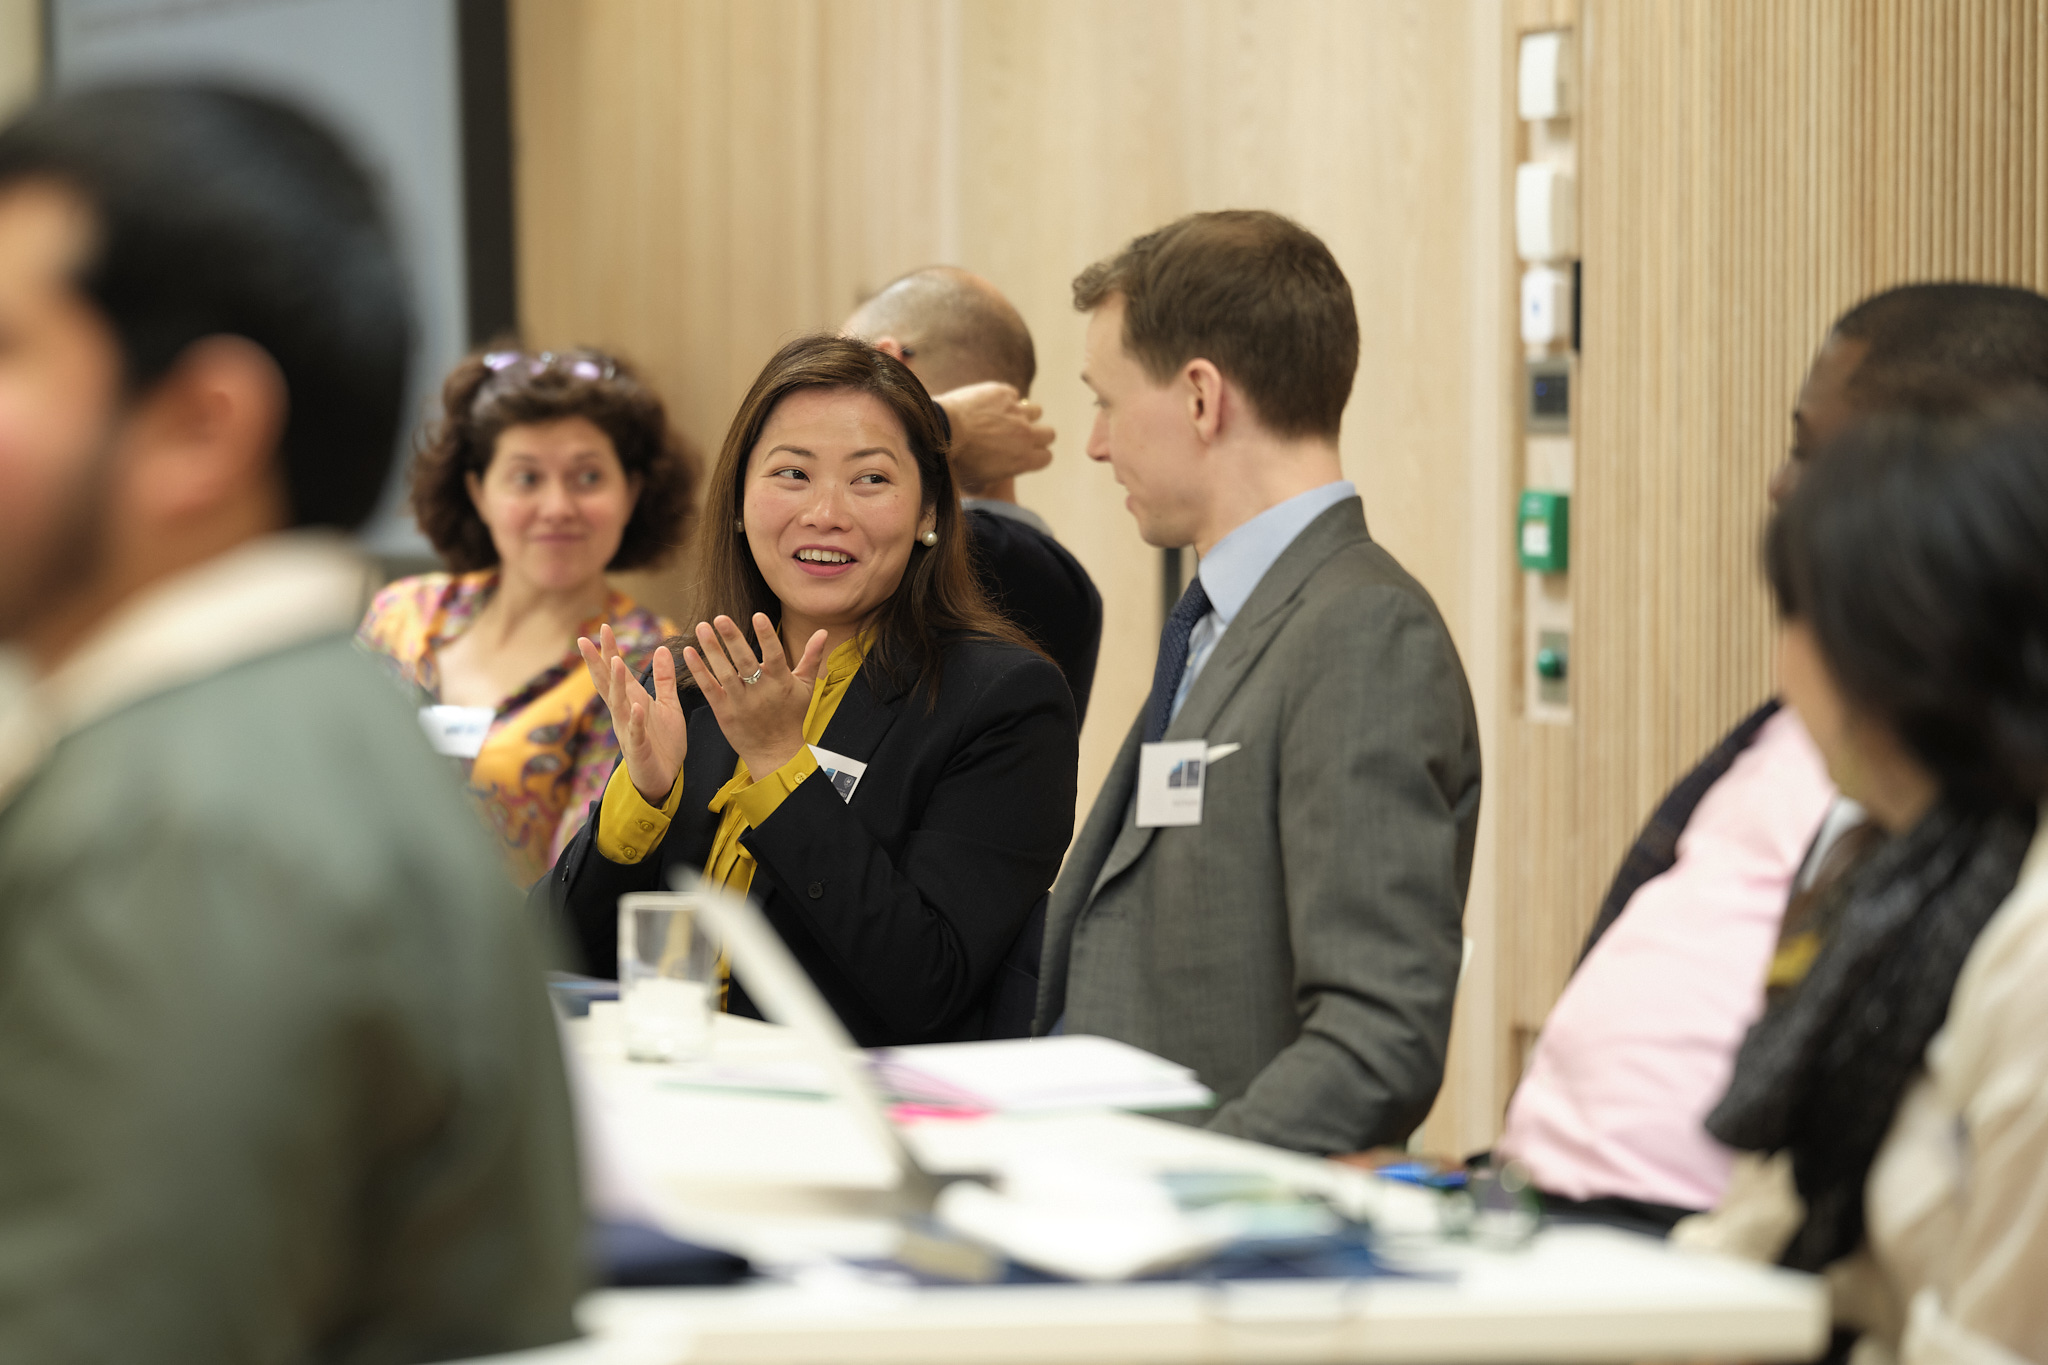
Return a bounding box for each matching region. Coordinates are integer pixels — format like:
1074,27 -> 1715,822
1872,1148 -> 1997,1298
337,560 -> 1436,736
360,347 -> 695,885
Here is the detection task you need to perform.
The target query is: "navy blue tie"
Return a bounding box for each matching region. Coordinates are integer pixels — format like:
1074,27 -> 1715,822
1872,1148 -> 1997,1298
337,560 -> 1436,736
1144,576 -> 1213,743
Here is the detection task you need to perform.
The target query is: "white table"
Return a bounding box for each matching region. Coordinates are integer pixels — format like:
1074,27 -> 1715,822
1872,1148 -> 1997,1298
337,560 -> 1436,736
502,1012 -> 1827,1365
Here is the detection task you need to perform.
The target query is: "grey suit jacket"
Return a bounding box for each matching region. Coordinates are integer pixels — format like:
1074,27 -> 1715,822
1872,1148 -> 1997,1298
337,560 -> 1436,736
1036,498 -> 1481,1155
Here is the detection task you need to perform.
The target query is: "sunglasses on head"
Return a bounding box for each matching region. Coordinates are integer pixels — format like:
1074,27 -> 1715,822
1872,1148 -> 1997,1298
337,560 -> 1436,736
481,349 -> 618,383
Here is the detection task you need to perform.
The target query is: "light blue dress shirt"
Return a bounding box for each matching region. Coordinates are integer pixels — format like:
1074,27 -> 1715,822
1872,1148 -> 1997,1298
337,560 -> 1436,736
1167,480 -> 1357,726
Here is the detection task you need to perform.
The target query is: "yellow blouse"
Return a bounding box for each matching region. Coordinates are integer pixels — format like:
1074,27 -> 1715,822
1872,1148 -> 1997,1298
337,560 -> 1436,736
596,633 -> 870,899
358,570 -> 673,886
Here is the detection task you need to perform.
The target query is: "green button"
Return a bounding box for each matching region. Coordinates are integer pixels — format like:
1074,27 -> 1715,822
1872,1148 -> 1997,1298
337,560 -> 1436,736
1535,647 -> 1567,681
1517,490 -> 1570,573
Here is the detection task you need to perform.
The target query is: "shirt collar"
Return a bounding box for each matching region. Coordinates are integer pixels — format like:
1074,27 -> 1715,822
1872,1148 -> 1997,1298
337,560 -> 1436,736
1195,480 -> 1356,626
823,629 -> 871,687
0,532 -> 369,810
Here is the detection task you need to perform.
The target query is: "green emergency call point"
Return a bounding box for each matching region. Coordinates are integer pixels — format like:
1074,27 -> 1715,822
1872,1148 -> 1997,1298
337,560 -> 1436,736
1518,489 -> 1570,573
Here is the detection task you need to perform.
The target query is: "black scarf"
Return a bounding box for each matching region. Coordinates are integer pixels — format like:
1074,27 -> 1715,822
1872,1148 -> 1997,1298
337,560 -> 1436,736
1706,798 -> 2036,1271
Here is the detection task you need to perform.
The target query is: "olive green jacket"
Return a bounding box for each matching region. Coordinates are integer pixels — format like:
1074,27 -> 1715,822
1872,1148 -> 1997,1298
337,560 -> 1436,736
0,542 -> 583,1363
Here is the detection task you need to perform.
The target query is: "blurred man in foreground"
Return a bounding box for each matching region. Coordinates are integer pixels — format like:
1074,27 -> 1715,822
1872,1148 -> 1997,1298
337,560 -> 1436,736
0,85 -> 582,1361
847,266 -> 1104,722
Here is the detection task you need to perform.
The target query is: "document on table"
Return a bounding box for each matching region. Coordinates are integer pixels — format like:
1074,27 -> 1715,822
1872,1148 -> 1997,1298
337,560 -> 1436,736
633,1036 -> 1214,1114
873,1035 -> 1215,1114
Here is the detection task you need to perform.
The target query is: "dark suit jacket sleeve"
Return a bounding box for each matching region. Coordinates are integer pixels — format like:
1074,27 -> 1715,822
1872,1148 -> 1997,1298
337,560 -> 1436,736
1208,583 -> 1481,1152
542,789 -> 670,977
741,655 -> 1078,1040
966,510 -> 1104,727
538,695 -> 716,978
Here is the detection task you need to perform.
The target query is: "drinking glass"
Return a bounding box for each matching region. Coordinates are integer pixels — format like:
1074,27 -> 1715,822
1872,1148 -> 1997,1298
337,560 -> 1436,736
618,891 -> 720,1062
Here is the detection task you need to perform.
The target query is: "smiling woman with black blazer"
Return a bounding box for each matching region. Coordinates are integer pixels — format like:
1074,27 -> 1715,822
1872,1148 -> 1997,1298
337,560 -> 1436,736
537,335 -> 1078,1046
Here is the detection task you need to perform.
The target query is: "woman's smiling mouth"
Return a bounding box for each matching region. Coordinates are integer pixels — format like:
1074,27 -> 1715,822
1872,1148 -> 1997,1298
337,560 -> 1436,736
793,545 -> 858,576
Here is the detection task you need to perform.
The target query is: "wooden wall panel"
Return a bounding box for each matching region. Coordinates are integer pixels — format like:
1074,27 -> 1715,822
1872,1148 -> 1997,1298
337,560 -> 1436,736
1501,0 -> 2048,1055
512,0 -> 2048,1159
513,0 -> 1517,1153
512,0 -> 1510,817
0,0 -> 37,116
512,0 -> 953,478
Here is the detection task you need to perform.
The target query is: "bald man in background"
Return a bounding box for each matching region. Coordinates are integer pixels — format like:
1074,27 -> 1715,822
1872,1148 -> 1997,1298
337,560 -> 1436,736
848,267 -> 1104,723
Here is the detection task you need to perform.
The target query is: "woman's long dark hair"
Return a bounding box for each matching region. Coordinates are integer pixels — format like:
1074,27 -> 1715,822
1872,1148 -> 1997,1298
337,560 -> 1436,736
680,334 -> 1034,699
1764,395 -> 2048,808
1728,397 -> 2048,1272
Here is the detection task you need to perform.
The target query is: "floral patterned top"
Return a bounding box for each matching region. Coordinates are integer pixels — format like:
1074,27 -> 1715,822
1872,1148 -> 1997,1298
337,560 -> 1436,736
357,571 -> 674,887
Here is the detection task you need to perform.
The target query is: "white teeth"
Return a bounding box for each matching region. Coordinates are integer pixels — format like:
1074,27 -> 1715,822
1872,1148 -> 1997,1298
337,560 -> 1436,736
796,548 -> 853,564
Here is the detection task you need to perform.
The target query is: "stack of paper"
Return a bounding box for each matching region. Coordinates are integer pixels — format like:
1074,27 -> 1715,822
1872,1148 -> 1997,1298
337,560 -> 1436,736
871,1034 -> 1214,1114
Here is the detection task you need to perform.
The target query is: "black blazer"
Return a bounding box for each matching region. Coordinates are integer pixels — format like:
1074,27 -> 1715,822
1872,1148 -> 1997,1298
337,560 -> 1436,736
964,509 -> 1103,728
539,635 -> 1078,1047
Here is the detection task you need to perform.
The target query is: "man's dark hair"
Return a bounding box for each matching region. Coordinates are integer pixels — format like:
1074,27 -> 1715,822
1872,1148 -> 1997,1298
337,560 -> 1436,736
1766,397 -> 2048,808
1073,210 -> 1358,441
0,83 -> 411,530
1833,282 -> 2048,410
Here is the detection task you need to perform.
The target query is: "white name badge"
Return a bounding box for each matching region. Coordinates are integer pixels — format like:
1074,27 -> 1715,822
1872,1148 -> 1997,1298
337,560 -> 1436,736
809,745 -> 868,803
1137,739 -> 1208,827
418,705 -> 495,759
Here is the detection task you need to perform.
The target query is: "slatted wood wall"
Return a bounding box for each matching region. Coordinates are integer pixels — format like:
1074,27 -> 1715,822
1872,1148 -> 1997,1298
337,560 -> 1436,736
511,0 -> 1517,1151
1500,0 -> 2048,1072
514,0 -> 2048,1153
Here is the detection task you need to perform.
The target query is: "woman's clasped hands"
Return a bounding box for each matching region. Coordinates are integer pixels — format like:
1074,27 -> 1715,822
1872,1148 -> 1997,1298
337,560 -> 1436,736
579,623 -> 690,806
579,614 -> 829,806
681,614 -> 829,782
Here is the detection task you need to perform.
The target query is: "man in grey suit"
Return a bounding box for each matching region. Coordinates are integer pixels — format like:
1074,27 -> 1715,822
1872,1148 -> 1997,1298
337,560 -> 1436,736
1036,210 -> 1482,1155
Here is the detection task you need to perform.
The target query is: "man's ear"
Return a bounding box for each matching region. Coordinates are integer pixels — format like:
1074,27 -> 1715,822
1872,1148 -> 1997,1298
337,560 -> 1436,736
872,335 -> 908,363
1183,358 -> 1227,442
118,335 -> 288,526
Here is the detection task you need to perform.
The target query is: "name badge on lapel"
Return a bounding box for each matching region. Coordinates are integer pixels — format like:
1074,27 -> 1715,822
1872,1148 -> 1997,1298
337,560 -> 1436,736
809,745 -> 867,803
1136,739 -> 1207,827
418,705 -> 494,759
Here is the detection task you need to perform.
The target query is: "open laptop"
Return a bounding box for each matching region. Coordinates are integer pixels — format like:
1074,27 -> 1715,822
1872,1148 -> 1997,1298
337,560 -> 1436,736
670,868 -> 959,1213
668,872 -> 1396,1282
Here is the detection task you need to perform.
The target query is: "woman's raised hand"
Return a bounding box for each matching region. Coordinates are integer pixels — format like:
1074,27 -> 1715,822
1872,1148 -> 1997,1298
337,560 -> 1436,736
578,623 -> 689,805
680,613 -> 829,782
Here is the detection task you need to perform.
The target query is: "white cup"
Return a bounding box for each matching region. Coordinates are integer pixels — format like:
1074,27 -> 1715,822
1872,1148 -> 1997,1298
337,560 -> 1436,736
618,892 -> 719,1062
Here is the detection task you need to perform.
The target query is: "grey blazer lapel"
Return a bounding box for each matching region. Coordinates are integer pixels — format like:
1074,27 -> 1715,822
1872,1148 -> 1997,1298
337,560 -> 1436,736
1038,714 -> 1143,1026
1082,718 -> 1150,898
1082,604 -> 1300,898
1086,499 -> 1370,897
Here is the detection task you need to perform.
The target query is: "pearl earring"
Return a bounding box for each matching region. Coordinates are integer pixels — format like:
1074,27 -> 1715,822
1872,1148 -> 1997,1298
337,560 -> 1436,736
921,530 -> 938,547
734,518 -> 745,533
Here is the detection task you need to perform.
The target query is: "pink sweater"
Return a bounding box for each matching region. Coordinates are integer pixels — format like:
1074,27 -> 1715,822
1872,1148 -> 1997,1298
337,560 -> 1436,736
1498,708 -> 1836,1212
